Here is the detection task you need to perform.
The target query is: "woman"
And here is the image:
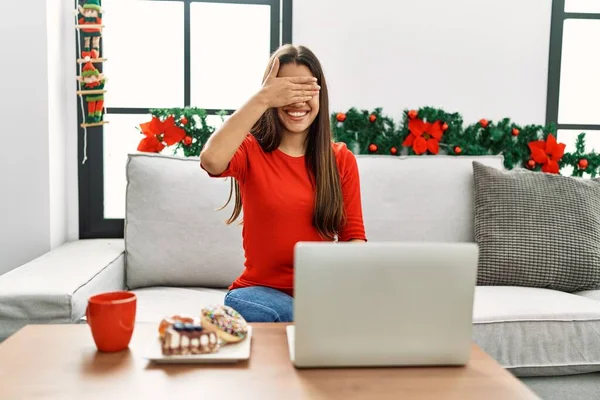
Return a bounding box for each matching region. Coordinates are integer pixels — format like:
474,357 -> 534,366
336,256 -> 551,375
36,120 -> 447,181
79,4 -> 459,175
200,45 -> 366,323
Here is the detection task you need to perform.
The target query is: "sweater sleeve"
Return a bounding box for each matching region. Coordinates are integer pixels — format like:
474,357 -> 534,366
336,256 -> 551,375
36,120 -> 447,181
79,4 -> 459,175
336,145 -> 367,242
201,134 -> 253,182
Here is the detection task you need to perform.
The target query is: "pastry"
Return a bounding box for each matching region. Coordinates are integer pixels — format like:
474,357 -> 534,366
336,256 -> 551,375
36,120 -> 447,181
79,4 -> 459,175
201,305 -> 248,344
158,315 -> 197,339
161,322 -> 219,355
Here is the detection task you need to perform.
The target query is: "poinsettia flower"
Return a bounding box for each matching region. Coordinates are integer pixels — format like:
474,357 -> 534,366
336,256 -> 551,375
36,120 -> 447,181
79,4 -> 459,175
137,135 -> 165,153
402,119 -> 444,155
528,134 -> 565,174
137,116 -> 186,153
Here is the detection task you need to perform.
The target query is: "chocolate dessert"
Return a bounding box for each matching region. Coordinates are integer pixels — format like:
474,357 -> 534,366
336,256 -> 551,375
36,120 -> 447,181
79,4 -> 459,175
161,322 -> 219,355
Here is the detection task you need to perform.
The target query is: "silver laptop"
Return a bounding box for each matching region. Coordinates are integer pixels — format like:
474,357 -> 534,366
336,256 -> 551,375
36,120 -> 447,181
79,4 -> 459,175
287,242 -> 478,368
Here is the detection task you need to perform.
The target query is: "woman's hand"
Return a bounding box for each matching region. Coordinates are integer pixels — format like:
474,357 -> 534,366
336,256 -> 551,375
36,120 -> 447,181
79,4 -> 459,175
258,58 -> 320,108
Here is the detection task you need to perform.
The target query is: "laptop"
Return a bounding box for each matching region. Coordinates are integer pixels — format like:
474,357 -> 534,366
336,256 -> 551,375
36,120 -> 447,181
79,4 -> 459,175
287,242 -> 478,368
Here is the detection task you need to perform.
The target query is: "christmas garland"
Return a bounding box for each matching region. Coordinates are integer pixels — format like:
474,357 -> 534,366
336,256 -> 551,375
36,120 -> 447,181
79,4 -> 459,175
333,107 -> 600,177
135,107 -> 600,177
137,108 -> 227,157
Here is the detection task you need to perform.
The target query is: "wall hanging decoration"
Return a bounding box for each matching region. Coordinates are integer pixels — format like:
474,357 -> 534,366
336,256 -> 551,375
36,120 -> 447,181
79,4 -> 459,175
136,108 -> 226,158
332,107 -> 600,177
75,0 -> 107,163
77,62 -> 105,124
135,107 -> 599,178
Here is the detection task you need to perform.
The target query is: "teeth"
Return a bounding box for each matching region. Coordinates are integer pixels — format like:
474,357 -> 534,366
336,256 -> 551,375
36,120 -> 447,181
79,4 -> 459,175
287,111 -> 308,117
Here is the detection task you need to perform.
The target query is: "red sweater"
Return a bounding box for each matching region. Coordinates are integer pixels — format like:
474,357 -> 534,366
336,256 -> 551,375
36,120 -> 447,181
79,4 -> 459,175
203,135 -> 366,296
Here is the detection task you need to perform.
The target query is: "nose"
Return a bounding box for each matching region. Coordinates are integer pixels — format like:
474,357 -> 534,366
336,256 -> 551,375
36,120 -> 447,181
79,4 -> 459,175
290,102 -> 307,108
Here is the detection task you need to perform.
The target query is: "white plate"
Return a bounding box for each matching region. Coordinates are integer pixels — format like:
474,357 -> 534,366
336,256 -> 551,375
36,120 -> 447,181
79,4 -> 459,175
144,326 -> 252,364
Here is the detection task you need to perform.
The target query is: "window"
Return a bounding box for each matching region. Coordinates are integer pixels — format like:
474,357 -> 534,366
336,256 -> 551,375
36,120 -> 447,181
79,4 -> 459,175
547,0 -> 600,156
78,0 -> 293,238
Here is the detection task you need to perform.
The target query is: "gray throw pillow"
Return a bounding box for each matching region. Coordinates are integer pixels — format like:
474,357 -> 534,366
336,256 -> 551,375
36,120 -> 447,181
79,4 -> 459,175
473,162 -> 600,292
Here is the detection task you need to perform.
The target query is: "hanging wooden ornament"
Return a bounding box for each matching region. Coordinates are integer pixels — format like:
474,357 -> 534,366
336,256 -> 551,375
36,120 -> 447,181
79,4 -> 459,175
75,0 -> 108,162
77,62 -> 106,125
77,0 -> 103,61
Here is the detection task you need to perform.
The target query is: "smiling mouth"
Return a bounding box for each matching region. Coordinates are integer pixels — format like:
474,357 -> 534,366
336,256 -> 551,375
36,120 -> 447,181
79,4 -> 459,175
286,110 -> 309,118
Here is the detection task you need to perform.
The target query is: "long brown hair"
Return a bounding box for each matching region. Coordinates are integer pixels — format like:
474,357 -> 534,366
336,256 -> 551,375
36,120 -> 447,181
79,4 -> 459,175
222,44 -> 344,240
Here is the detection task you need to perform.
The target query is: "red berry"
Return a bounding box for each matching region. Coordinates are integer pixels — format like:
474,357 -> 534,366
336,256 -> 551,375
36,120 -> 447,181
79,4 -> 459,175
479,119 -> 489,128
369,144 -> 378,153
442,123 -> 449,131
390,147 -> 398,155
183,136 -> 193,146
578,159 -> 589,169
336,113 -> 346,122
512,128 -> 520,136
181,116 -> 188,125
369,114 -> 376,123
408,110 -> 418,119
527,159 -> 536,169
454,146 -> 462,154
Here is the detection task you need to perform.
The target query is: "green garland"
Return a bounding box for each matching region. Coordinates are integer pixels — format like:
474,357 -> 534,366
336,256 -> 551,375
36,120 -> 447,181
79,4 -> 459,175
138,106 -> 600,177
148,108 -> 228,158
333,107 -> 600,177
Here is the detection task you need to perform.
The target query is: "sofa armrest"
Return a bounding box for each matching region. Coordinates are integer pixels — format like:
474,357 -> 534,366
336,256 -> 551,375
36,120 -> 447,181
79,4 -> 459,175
0,239 -> 125,341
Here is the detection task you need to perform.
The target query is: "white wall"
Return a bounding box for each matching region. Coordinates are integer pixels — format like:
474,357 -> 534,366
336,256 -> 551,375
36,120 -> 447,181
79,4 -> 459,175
294,0 -> 552,125
48,0 -> 79,246
0,0 -> 51,274
0,0 -> 76,275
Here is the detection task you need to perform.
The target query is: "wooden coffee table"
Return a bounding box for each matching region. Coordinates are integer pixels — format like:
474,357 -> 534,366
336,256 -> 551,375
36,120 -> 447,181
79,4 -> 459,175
0,324 -> 539,399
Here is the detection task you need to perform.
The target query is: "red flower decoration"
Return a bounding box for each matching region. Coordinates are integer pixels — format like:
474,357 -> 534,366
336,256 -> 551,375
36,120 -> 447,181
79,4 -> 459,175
181,116 -> 189,125
390,147 -> 398,155
336,113 -> 346,122
138,116 -> 186,153
528,134 -> 565,174
402,119 -> 444,155
183,136 -> 193,146
369,114 -> 376,123
512,128 -> 520,137
442,122 -> 449,131
368,143 -> 378,153
479,119 -> 489,128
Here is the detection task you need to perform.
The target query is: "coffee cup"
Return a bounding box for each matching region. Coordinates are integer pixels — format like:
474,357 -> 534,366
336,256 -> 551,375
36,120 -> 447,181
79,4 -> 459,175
86,291 -> 137,352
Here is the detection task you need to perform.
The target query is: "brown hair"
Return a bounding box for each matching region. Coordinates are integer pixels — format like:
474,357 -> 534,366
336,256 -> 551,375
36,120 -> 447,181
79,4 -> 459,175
221,44 -> 344,240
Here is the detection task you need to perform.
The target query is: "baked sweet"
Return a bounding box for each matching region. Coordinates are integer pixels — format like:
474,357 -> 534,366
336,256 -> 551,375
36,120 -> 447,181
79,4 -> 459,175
161,322 -> 219,355
201,305 -> 248,344
158,315 -> 198,339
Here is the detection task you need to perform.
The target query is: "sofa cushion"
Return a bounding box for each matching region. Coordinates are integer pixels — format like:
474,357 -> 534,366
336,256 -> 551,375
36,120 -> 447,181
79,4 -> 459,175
473,286 -> 600,377
131,287 -> 227,323
126,153 -> 504,289
358,155 -> 504,242
0,240 -> 125,341
125,153 -> 245,289
473,162 -> 600,292
576,290 -> 600,302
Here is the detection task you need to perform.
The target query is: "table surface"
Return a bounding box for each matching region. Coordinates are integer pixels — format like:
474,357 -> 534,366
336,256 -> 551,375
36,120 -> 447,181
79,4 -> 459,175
0,323 -> 539,400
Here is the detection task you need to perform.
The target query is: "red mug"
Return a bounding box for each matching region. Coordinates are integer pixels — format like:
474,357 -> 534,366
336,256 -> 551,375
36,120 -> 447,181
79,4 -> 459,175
86,291 -> 137,352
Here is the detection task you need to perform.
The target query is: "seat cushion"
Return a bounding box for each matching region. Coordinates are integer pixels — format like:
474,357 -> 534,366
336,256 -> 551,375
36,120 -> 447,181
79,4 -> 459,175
473,286 -> 600,377
131,287 -> 227,323
576,290 -> 600,302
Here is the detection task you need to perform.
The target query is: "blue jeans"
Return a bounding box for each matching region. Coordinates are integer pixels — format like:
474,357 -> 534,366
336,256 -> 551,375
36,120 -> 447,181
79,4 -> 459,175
224,286 -> 293,323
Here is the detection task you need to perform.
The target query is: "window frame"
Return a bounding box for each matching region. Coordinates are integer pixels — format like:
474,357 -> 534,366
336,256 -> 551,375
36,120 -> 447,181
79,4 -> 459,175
77,0 -> 293,239
546,0 -> 600,130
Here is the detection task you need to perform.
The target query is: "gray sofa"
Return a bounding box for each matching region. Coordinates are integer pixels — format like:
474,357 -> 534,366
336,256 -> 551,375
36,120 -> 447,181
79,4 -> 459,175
2,153 -> 600,400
